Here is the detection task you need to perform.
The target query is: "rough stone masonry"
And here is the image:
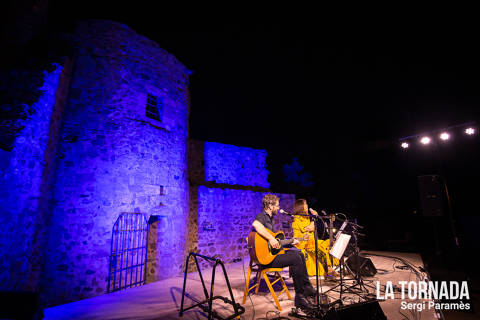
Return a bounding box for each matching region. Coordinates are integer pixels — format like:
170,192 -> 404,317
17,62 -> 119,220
0,19 -> 295,307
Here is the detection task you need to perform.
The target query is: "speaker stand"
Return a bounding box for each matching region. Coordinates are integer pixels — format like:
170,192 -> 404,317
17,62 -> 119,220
343,246 -> 377,299
323,255 -> 365,301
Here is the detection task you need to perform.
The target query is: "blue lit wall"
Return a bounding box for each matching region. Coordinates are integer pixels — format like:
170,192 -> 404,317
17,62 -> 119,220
0,64 -> 64,291
204,141 -> 270,188
40,20 -> 190,306
195,187 -> 294,270
187,140 -> 295,271
1,20 -> 295,309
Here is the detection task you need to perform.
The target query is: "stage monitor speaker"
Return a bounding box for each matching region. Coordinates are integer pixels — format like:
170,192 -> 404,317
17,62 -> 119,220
346,254 -> 377,277
323,299 -> 386,320
418,175 -> 445,217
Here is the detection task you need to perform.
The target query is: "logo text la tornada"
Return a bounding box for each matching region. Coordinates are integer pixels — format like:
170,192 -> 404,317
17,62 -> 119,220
376,281 -> 470,300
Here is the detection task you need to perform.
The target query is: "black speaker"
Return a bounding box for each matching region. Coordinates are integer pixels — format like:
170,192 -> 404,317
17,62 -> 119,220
418,175 -> 445,216
346,254 -> 377,277
323,299 -> 386,320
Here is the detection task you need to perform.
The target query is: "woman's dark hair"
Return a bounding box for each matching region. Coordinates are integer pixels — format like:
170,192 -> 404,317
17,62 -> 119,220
294,199 -> 307,215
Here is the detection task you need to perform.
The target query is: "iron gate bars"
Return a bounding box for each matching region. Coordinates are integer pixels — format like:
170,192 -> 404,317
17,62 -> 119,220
108,212 -> 149,293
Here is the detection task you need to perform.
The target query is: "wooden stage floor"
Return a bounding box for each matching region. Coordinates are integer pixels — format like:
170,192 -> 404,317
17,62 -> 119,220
44,251 -> 442,319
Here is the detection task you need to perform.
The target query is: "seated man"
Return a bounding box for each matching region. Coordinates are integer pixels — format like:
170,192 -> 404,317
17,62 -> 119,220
251,194 -> 317,312
291,199 -> 339,278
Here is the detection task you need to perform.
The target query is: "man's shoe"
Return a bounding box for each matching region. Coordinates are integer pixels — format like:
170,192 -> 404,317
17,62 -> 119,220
303,286 -> 320,306
303,285 -> 318,298
294,294 -> 314,313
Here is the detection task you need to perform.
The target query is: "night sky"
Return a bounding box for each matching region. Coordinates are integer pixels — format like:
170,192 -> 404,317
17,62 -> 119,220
44,3 -> 480,239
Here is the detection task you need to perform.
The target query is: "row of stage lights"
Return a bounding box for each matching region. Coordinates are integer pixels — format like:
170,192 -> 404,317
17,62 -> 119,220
399,125 -> 476,149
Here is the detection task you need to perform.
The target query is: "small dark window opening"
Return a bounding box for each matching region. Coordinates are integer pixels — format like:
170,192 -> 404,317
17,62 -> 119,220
146,93 -> 163,121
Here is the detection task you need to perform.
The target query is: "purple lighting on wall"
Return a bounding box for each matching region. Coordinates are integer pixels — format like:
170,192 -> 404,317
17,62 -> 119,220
1,20 -> 191,307
0,63 -> 64,292
0,19 -> 297,310
203,142 -> 270,188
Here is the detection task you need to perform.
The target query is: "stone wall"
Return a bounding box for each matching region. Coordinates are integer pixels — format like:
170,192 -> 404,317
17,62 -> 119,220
204,141 -> 270,188
0,19 -> 296,309
187,140 -> 295,271
42,20 -> 190,306
0,60 -> 70,291
195,187 -> 294,270
188,139 -> 270,189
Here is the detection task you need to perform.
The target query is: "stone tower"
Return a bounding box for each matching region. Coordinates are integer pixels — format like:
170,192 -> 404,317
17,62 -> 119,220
42,20 -> 191,306
0,19 -> 295,309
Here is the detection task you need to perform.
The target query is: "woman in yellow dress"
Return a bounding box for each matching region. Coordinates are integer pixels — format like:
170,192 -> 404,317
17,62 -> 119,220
292,199 -> 339,277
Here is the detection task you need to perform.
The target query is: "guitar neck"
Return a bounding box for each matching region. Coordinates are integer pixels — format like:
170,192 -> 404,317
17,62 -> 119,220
329,214 -> 334,247
279,239 -> 293,246
278,237 -> 305,247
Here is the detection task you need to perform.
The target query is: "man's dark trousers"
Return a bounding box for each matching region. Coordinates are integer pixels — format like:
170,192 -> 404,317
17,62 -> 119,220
264,249 -> 310,295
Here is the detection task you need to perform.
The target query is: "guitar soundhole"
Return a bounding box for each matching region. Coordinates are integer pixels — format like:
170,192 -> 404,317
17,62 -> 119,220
268,234 -> 285,255
271,247 -> 281,255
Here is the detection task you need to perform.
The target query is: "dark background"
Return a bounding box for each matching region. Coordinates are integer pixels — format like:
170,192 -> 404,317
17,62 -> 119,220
6,2 -> 480,267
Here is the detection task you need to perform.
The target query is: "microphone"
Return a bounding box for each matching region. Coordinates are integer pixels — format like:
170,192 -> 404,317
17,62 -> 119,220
279,209 -> 294,216
308,208 -> 323,215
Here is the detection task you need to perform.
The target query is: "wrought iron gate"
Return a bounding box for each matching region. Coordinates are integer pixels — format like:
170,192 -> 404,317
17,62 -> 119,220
108,212 -> 149,293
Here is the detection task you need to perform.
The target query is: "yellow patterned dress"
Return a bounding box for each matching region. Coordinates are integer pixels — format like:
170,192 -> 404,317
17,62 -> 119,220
292,215 -> 339,276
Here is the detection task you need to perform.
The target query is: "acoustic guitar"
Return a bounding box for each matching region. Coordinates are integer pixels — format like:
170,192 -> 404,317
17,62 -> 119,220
248,229 -> 308,265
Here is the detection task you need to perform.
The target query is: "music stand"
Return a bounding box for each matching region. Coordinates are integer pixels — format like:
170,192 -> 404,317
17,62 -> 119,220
341,227 -> 377,296
324,218 -> 372,302
323,233 -> 358,302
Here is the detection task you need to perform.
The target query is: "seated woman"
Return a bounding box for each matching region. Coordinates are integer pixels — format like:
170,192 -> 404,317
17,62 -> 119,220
292,199 -> 339,278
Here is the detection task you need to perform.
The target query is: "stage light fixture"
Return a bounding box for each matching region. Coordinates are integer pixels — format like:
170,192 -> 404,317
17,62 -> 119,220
420,137 -> 431,145
401,142 -> 409,149
465,127 -> 475,135
439,132 -> 450,141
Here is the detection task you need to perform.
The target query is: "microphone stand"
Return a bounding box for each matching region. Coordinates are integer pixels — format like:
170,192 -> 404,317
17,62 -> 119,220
288,212 -> 331,318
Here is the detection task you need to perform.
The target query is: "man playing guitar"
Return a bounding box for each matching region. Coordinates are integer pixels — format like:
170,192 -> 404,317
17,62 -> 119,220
251,194 -> 317,312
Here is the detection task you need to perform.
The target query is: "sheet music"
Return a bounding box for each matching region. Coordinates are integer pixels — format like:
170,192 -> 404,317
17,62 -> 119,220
335,221 -> 348,241
330,233 -> 351,259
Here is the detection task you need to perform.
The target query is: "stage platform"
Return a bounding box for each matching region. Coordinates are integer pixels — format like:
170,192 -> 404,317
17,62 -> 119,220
44,251 -> 441,319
